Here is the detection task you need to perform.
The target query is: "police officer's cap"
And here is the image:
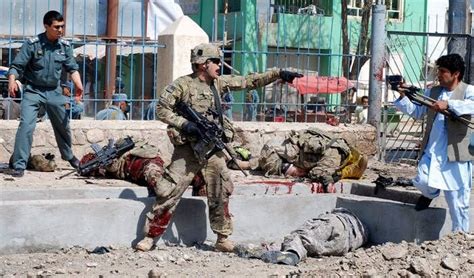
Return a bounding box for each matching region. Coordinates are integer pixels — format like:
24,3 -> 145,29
190,43 -> 222,64
112,93 -> 129,103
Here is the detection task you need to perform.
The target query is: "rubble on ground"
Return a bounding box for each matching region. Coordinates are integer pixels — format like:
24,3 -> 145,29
1,232 -> 473,277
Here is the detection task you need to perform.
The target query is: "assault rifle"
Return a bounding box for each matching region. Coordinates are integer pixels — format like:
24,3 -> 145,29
175,101 -> 248,176
57,136 -> 135,179
387,75 -> 474,129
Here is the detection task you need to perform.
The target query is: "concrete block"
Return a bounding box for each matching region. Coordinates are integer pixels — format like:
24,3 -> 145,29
0,194 -> 338,255
337,196 -> 449,244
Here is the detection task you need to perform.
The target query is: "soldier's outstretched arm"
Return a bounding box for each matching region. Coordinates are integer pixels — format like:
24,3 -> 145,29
217,68 -> 303,92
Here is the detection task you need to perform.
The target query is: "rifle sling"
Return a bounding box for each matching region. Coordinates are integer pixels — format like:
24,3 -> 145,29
210,83 -> 225,127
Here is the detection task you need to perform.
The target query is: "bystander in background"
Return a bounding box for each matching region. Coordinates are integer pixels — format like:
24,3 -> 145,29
95,93 -> 130,120
222,90 -> 234,120
244,89 -> 259,121
143,100 -> 157,120
354,96 -> 369,124
62,81 -> 83,119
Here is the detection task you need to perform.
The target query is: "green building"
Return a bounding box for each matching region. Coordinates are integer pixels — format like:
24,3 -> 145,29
184,0 -> 428,114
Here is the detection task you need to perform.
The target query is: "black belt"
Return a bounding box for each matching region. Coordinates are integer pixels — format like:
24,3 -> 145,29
26,82 -> 58,91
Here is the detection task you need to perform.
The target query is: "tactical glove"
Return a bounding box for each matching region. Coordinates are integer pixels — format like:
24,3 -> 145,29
182,121 -> 202,138
279,70 -> 304,83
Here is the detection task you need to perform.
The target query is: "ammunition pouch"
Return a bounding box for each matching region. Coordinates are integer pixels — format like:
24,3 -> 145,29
259,144 -> 283,176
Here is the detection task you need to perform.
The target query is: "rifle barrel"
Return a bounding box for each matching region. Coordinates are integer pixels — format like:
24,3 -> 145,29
57,169 -> 77,180
407,89 -> 474,128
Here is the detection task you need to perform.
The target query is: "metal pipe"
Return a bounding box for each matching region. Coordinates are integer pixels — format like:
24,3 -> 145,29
367,3 -> 386,159
105,0 -> 119,100
214,0 -> 218,41
62,0 -> 68,35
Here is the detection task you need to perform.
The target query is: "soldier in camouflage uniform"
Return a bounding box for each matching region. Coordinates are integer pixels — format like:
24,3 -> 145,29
135,43 -> 303,252
238,208 -> 368,265
79,138 -> 165,191
7,10 -> 83,177
256,128 -> 368,191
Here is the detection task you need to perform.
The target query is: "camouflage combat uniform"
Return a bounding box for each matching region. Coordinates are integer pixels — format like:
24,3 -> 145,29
80,140 -> 165,190
281,208 -> 368,260
258,128 -> 367,186
145,69 -> 281,239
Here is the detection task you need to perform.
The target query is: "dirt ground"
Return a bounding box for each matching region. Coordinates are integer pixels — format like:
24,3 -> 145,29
1,158 -> 473,277
1,232 -> 473,277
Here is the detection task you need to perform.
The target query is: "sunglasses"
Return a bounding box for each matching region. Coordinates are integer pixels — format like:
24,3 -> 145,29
207,58 -> 221,65
51,24 -> 65,30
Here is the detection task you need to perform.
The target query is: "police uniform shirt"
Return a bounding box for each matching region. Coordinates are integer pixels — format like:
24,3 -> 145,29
8,32 -> 79,88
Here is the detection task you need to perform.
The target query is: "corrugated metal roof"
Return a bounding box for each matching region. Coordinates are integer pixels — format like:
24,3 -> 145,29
0,41 -> 23,49
73,44 -> 160,59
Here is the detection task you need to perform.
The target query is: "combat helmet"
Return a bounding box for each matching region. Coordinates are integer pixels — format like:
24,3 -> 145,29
190,43 -> 222,64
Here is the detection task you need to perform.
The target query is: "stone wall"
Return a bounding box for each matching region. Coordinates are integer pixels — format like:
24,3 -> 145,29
0,120 -> 377,167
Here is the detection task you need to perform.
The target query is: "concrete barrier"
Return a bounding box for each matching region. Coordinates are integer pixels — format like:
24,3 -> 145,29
1,179 -> 471,255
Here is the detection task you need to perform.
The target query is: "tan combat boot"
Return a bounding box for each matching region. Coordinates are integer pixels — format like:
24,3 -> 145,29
215,234 -> 235,252
135,236 -> 154,252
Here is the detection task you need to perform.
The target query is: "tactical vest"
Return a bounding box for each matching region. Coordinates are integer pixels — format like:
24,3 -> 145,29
258,128 -> 351,175
420,82 -> 473,162
164,76 -> 236,145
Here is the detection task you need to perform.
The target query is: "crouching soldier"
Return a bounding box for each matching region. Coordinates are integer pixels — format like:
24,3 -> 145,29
79,137 -> 235,253
135,42 -> 303,253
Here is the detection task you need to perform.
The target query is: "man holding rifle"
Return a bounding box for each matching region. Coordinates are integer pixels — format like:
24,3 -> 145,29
135,42 -> 303,252
392,53 -> 474,232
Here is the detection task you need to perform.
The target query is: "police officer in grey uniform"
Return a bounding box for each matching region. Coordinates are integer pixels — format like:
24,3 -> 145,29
7,10 -> 84,177
134,43 -> 303,252
95,93 -> 129,120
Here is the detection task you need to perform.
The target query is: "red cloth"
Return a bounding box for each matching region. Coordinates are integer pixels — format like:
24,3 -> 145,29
290,76 -> 354,95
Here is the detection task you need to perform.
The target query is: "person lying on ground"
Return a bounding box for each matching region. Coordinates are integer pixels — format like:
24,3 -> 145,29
235,208 -> 368,266
230,128 -> 368,192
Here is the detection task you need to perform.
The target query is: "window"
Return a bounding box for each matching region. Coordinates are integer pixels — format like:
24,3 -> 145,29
348,0 -> 403,21
180,0 -> 200,15
347,0 -> 363,17
221,0 -> 241,13
272,0 -> 328,15
386,0 -> 403,21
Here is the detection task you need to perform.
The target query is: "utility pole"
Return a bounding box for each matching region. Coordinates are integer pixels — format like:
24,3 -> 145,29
105,0 -> 119,100
448,0 -> 472,82
367,1 -> 386,159
62,0 -> 68,34
213,0 -> 218,42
